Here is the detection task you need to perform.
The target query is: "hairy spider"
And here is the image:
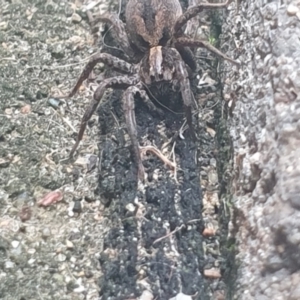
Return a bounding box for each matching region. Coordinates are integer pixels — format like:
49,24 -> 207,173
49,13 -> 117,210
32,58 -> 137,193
65,0 -> 238,180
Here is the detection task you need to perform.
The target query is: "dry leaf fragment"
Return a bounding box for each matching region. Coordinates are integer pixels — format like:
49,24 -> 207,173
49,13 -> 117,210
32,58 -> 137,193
38,190 -> 63,207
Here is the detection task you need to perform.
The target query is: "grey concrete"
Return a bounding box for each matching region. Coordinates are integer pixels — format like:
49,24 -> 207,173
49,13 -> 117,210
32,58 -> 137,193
222,0 -> 300,299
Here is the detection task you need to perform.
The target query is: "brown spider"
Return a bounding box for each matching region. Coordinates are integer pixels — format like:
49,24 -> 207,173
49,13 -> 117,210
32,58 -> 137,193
65,0 -> 238,180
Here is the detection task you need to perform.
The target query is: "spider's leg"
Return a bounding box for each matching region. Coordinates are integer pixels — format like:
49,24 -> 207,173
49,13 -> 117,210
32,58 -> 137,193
70,75 -> 139,157
177,46 -> 197,72
68,53 -> 135,98
172,49 -> 197,140
122,86 -> 145,181
175,37 -> 239,66
93,13 -> 134,59
174,0 -> 231,35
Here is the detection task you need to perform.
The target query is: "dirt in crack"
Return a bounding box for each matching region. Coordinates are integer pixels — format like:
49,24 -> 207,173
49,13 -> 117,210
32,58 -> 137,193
96,87 -> 204,299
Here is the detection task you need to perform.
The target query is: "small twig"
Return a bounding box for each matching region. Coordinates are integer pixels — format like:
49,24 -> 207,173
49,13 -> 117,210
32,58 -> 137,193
99,149 -> 103,172
153,224 -> 185,245
110,110 -> 120,128
46,114 -> 54,131
52,108 -> 77,133
0,57 -> 17,62
161,132 -> 180,150
46,117 -> 67,132
140,145 -> 175,170
179,120 -> 188,139
170,141 -> 178,183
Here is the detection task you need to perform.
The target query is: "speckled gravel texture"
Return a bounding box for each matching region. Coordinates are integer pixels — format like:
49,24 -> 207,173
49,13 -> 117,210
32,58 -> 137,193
222,0 -> 300,299
1,0 -> 239,299
0,1 -> 118,299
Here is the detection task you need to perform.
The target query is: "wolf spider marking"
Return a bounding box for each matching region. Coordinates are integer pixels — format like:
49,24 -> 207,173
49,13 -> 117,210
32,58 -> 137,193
64,0 -> 239,181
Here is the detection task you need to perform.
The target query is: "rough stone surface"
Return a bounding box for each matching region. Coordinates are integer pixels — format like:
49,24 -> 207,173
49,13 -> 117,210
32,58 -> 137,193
222,0 -> 300,298
0,0 -> 235,299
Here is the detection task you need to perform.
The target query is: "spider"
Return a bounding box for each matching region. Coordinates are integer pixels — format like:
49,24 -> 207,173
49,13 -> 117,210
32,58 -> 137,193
65,0 -> 238,180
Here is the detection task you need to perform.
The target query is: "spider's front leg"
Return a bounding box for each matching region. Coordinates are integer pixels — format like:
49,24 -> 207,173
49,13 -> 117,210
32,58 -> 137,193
177,46 -> 197,72
175,37 -> 239,66
68,53 -> 135,98
122,86 -> 145,181
122,84 -> 164,181
174,0 -> 232,35
92,13 -> 135,59
171,49 -> 197,140
69,75 -> 139,157
172,0 -> 239,66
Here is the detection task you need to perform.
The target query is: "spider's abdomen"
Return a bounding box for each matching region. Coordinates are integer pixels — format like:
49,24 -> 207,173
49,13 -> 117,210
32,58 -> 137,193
125,0 -> 182,51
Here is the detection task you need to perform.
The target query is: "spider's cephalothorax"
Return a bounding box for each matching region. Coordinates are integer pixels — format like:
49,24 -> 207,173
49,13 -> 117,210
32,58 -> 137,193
64,0 -> 239,181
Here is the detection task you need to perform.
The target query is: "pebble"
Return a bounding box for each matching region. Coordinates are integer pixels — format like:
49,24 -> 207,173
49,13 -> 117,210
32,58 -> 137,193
76,271 -> 85,277
139,290 -> 154,300
28,258 -> 36,265
27,248 -> 36,254
202,227 -> 216,237
74,285 -> 85,293
48,98 -> 61,108
204,267 -> 221,279
11,240 -> 20,248
169,293 -> 192,300
71,13 -> 82,23
64,275 -> 72,283
70,256 -> 77,263
57,253 -> 67,262
11,244 -> 22,256
0,21 -> 8,30
42,227 -> 51,238
66,240 -> 74,249
50,44 -> 64,59
73,200 -> 82,213
5,108 -> 13,115
20,104 -> 31,114
125,203 -> 135,212
53,273 -> 64,283
5,261 -> 15,269
85,269 -> 93,278
0,158 -> 10,168
287,4 -> 299,16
